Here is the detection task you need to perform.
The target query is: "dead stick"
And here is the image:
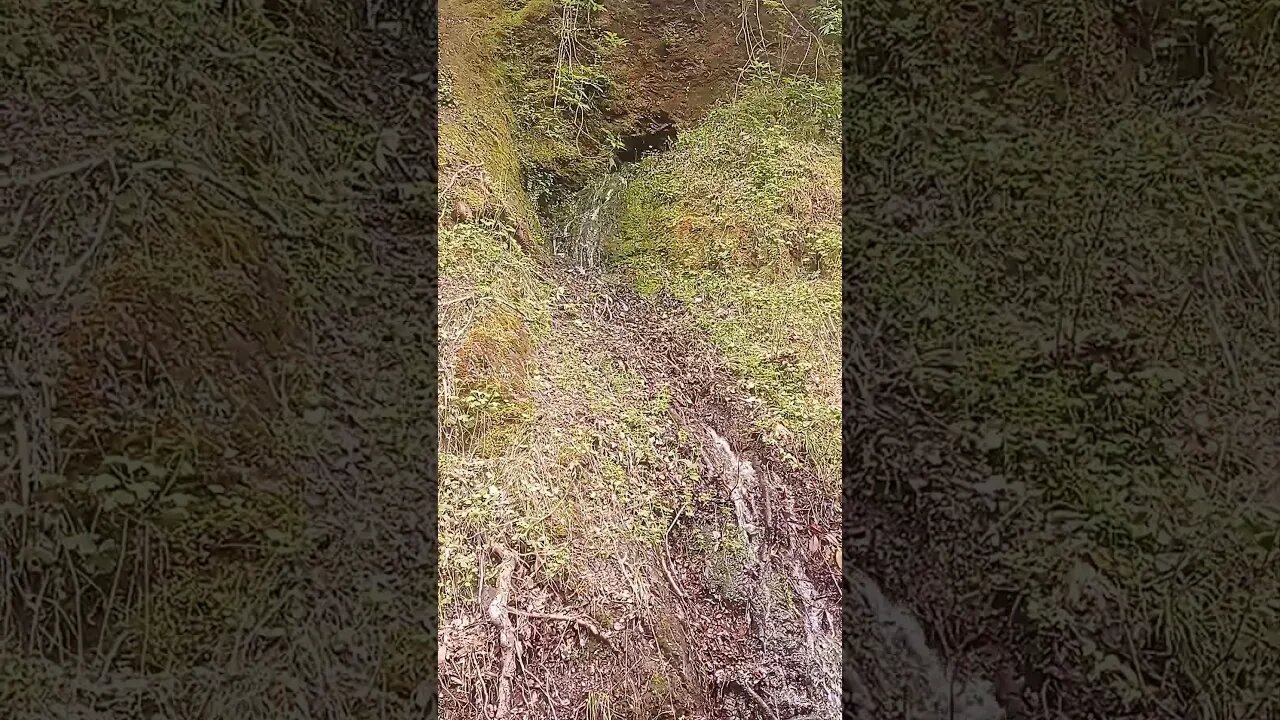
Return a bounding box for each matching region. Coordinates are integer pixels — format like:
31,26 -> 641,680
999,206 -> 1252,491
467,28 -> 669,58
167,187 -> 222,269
726,676 -> 779,720
658,550 -> 688,600
486,543 -> 519,720
504,607 -> 617,652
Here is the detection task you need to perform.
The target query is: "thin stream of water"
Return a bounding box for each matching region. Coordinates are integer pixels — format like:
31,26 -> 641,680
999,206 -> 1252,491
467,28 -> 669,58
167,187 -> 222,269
552,172 -> 627,269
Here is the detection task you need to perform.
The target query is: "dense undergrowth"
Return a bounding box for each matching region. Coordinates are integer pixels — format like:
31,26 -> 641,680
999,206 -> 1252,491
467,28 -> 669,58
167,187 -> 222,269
436,0 -> 842,648
3,0 -> 437,714
849,2 -> 1280,716
613,75 -> 842,487
438,0 -> 655,618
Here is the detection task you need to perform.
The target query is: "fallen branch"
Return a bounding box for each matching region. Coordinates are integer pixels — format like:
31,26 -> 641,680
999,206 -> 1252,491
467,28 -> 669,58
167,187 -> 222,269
486,543 -> 519,720
658,550 -> 688,601
660,504 -> 691,599
725,676 -> 780,720
439,163 -> 482,198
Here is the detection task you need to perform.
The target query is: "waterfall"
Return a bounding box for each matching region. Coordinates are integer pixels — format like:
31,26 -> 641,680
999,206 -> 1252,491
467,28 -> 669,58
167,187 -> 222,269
553,172 -> 627,270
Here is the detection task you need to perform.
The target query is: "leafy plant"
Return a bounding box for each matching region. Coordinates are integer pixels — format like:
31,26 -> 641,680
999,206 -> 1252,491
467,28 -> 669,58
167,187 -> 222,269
598,30 -> 627,53
556,63 -> 612,114
811,0 -> 840,37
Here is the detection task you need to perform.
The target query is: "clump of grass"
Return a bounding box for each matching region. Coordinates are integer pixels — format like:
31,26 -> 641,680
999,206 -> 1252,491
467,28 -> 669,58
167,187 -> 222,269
438,337 -> 676,610
440,220 -> 551,453
612,72 -> 842,487
438,220 -> 678,613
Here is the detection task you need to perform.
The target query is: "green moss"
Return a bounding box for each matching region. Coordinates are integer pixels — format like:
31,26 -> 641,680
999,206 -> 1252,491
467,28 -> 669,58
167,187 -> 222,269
499,0 -> 624,180
438,0 -> 549,242
612,73 -> 842,488
649,671 -> 673,701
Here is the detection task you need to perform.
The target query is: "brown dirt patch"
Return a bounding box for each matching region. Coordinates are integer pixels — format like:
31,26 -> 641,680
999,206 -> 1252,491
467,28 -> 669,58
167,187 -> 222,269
439,264 -> 840,720
599,0 -> 833,126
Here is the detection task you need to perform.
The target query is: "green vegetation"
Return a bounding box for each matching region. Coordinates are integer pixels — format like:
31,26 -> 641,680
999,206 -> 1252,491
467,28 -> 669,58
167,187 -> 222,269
3,0 -> 437,712
613,75 -> 842,486
441,221 -> 550,451
439,0 -> 555,239
850,2 -> 1280,716
439,43 -> 673,613
438,0 -> 841,715
437,312 -> 678,609
502,0 -> 622,180
810,0 -> 840,38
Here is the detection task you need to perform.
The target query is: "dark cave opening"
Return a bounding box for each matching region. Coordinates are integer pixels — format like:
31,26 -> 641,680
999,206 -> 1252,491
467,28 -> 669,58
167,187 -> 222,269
614,112 -> 678,165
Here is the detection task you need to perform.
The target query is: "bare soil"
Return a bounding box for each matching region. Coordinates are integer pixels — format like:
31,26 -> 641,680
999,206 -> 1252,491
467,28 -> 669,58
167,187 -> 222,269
598,0 -> 834,127
440,262 -> 841,720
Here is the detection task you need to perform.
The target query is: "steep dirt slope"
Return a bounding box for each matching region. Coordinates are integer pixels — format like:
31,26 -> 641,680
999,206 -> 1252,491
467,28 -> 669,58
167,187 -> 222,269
596,0 -> 835,126
440,264 -> 841,719
438,0 -> 844,718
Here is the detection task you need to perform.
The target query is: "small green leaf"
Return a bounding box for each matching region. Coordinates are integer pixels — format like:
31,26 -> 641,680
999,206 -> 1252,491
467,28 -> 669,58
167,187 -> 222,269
88,474 -> 119,492
102,489 -> 135,510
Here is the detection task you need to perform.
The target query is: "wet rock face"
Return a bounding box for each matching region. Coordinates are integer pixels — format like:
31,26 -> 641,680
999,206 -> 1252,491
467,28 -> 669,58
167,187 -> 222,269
555,173 -> 628,269
847,568 -> 1003,720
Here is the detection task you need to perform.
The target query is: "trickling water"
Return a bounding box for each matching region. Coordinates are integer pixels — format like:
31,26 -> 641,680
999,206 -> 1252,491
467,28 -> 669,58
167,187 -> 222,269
704,427 -> 842,720
553,172 -> 627,270
704,427 -> 1000,720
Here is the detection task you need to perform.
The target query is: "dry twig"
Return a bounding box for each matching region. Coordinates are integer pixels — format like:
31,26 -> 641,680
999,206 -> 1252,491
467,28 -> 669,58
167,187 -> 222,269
504,607 -> 617,651
725,675 -> 779,720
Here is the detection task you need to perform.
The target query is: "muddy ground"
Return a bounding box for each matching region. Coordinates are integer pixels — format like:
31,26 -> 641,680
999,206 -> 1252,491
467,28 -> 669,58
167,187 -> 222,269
440,262 -> 842,720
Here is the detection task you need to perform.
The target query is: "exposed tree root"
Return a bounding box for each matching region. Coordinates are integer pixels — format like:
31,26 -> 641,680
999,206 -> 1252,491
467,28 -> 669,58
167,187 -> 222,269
504,607 -> 617,652
723,675 -> 780,720
486,543 -> 520,720
484,542 -> 623,719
